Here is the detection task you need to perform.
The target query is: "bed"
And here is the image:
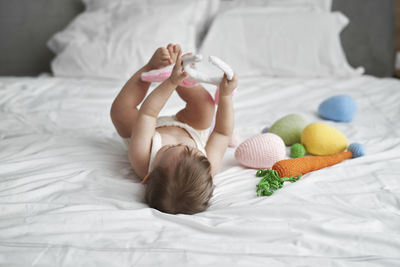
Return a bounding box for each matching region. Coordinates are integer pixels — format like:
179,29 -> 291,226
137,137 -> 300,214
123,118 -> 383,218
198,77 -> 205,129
1,0 -> 400,266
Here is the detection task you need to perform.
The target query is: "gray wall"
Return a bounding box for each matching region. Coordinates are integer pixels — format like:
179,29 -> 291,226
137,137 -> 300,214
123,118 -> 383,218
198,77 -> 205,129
0,0 -> 395,77
0,0 -> 84,76
332,0 -> 395,77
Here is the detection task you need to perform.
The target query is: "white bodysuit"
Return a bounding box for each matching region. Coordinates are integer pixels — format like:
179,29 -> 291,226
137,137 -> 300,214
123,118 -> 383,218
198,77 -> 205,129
125,115 -> 209,172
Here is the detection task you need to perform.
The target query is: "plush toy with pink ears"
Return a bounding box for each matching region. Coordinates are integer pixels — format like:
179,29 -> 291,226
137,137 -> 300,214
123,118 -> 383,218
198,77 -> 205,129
141,54 -> 236,104
141,54 -> 240,147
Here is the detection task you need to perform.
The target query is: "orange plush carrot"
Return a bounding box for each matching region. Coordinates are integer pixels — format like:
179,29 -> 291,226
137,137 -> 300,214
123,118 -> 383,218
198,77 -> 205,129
272,143 -> 365,178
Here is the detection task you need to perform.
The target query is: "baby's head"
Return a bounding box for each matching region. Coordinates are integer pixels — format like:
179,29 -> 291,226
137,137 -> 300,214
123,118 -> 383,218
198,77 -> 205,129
144,144 -> 214,214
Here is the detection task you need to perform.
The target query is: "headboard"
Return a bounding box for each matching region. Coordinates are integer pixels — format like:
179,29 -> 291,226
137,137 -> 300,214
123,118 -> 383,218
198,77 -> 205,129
0,0 -> 394,77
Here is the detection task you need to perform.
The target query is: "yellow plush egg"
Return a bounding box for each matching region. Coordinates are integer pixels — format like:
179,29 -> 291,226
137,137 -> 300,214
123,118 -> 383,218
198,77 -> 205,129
301,122 -> 348,156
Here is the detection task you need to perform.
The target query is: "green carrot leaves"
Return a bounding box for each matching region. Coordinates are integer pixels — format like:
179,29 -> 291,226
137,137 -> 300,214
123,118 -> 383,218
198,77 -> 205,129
256,169 -> 301,197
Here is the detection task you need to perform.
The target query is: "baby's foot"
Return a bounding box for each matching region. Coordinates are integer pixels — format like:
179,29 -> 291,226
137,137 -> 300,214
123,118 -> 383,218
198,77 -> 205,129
147,47 -> 173,70
167,44 -> 181,64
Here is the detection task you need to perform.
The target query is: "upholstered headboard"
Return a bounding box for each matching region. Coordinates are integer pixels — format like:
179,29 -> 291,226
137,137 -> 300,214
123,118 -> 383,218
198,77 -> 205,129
0,0 -> 394,77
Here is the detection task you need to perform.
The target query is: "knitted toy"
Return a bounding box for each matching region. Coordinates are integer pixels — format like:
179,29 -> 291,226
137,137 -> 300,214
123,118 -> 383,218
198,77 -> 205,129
183,55 -> 236,105
272,143 -> 364,177
235,133 -> 286,169
256,169 -> 300,196
261,126 -> 269,134
256,143 -> 365,196
269,114 -> 309,146
141,54 -> 234,88
290,143 -> 306,158
318,95 -> 357,122
183,55 -> 234,85
301,122 -> 348,156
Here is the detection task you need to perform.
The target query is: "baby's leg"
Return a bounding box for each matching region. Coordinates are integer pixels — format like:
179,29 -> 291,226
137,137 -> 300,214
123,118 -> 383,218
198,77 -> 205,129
175,85 -> 215,130
110,47 -> 173,138
110,65 -> 152,138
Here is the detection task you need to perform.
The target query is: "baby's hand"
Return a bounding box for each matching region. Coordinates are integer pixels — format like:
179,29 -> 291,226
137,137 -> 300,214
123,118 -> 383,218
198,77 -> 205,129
169,50 -> 191,85
219,73 -> 238,96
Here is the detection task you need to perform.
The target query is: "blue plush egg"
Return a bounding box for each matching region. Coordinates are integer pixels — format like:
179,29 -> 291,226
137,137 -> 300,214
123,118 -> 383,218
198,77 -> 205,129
318,95 -> 357,122
348,143 -> 365,158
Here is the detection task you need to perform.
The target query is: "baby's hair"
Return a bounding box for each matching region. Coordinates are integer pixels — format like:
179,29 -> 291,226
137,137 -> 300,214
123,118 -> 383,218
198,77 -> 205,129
144,147 -> 213,214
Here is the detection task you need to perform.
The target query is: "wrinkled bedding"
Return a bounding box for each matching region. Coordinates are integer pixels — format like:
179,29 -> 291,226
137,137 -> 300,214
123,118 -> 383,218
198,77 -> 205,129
0,75 -> 399,266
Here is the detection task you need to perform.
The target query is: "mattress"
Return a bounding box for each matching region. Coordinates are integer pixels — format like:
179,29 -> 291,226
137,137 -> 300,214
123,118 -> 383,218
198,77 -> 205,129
0,75 -> 399,266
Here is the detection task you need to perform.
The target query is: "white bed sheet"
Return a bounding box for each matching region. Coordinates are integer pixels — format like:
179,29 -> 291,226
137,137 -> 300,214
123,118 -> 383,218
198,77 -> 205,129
0,75 -> 399,266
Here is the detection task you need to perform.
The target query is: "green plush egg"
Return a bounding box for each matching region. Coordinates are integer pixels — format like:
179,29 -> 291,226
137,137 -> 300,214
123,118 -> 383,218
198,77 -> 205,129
290,143 -> 306,158
301,122 -> 348,156
269,114 -> 308,146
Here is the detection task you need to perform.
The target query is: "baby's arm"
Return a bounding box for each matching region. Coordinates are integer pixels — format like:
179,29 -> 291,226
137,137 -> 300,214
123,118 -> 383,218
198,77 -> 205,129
129,51 -> 189,178
205,74 -> 238,176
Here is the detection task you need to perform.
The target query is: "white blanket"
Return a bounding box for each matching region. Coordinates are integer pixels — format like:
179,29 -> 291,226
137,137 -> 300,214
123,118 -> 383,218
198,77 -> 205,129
0,75 -> 399,266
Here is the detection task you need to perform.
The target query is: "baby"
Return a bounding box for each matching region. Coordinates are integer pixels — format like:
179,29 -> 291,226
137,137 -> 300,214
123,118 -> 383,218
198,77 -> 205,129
110,44 -> 237,214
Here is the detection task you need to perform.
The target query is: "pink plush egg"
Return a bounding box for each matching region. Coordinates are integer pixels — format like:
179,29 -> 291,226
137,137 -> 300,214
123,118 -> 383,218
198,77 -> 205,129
235,133 -> 286,169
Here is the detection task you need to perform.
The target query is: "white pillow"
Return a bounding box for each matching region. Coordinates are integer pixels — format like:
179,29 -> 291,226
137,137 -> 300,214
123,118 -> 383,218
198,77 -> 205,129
48,0 -> 219,80
199,8 -> 364,78
80,0 -> 220,47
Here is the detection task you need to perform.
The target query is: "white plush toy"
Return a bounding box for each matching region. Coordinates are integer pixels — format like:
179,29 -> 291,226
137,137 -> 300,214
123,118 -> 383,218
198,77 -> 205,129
141,54 -> 234,88
182,55 -> 234,85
